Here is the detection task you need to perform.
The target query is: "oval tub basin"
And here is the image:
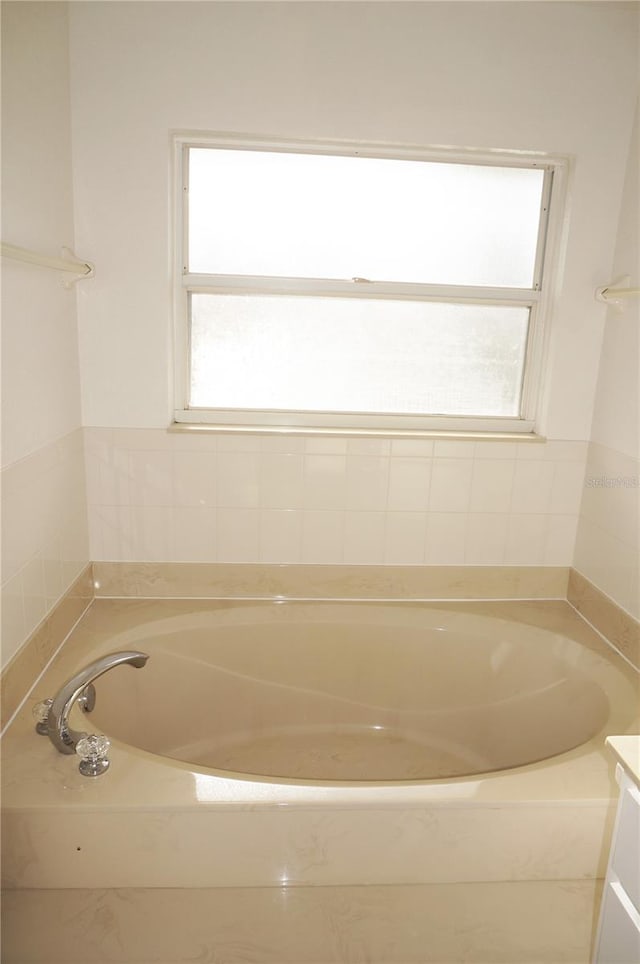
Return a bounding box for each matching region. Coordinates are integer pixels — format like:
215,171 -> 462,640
87,603 -> 633,783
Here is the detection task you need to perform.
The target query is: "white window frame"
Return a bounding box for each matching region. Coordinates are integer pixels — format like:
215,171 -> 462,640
172,132 -> 569,437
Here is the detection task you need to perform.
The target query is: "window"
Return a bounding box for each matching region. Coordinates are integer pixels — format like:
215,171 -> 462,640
174,135 -> 565,435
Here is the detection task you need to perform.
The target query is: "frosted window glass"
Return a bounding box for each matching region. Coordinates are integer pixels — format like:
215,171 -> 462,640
188,149 -> 544,288
190,294 -> 530,417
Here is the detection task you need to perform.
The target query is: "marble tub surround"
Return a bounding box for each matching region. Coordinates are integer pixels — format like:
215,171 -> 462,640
2,598 -> 637,893
92,561 -> 570,601
0,565 -> 94,730
568,568 -> 640,670
0,561 -> 566,738
1,880 -> 601,964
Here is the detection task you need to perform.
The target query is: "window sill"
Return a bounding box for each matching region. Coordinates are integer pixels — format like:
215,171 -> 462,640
167,421 -> 546,443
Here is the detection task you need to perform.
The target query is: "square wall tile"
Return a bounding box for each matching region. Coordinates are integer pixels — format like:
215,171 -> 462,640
99,448 -> 132,507
129,452 -> 173,506
173,507 -> 217,562
573,517 -> 601,584
90,506 -> 134,561
518,439 -> 588,461
390,439 -> 434,457
260,454 -> 304,509
83,426 -> 115,456
511,461 -> 555,513
112,428 -> 170,451
343,512 -> 386,564
216,434 -> 262,453
304,437 -> 349,455
1,571 -> 26,667
0,429 -> 90,667
301,511 -> 344,563
259,510 -> 302,563
1,473 -> 41,582
470,460 -> 515,513
216,508 -> 260,562
303,456 -> 347,510
549,461 -> 586,515
42,537 -> 65,607
465,514 -> 508,565
505,514 -> 548,565
473,440 -> 519,460
59,510 -> 90,586
384,513 -> 427,564
596,537 -> 638,608
425,513 -> 467,565
545,515 -> 578,566
348,438 -> 391,456
387,458 -> 431,511
217,453 -> 260,507
346,456 -> 389,511
130,507 -> 174,562
432,440 -> 475,458
173,452 -> 217,507
83,449 -> 103,506
429,459 -> 473,512
167,429 -> 217,452
259,435 -> 305,455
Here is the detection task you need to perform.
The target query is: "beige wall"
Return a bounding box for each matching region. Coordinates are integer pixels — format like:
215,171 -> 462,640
1,4 -> 638,629
1,2 -> 90,668
574,102 -> 640,619
68,2 -> 638,441
68,1 -> 637,569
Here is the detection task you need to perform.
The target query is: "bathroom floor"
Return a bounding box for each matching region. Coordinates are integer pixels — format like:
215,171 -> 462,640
2,879 -> 601,963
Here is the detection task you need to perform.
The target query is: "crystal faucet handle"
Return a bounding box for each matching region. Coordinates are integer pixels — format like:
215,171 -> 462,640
75,733 -> 111,777
32,699 -> 53,735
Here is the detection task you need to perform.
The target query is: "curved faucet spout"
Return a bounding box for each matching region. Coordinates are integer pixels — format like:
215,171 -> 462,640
47,651 -> 149,754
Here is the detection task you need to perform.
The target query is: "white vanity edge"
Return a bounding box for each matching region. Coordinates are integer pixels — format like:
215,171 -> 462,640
605,735 -> 640,788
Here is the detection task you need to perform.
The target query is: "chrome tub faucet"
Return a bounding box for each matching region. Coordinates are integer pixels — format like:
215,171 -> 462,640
33,651 -> 149,775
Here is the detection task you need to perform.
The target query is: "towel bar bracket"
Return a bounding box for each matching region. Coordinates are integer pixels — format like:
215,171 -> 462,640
1,242 -> 95,287
595,275 -> 640,312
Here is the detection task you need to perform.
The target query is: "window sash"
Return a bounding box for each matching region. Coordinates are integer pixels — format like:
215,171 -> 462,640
186,147 -> 548,288
173,135 -> 563,435
177,283 -> 540,433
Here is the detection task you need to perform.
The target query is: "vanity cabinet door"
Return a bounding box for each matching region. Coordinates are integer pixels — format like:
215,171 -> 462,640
594,768 -> 640,964
610,781 -> 640,911
596,882 -> 640,964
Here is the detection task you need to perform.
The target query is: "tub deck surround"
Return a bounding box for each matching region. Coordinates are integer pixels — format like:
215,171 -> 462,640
0,565 -> 94,731
1,880 -> 601,964
568,568 -> 640,670
1,598 -> 638,893
92,561 -> 571,601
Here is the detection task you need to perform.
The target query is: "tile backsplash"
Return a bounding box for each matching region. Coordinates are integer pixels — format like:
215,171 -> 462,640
1,429 -> 90,666
574,441 -> 640,619
85,429 -> 587,569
